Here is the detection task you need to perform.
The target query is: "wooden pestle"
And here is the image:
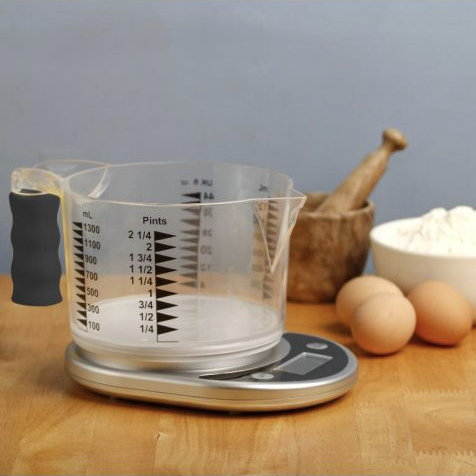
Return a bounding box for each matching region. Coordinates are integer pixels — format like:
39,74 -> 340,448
318,128 -> 407,213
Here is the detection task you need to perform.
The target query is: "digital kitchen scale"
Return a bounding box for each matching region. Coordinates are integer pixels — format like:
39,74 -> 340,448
65,333 -> 358,412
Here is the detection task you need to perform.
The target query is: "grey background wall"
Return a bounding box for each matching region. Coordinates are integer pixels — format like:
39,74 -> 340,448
1,0 -> 476,273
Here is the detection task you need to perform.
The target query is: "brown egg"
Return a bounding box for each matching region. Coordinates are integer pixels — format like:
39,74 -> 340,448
351,293 -> 416,355
336,275 -> 403,326
407,280 -> 473,346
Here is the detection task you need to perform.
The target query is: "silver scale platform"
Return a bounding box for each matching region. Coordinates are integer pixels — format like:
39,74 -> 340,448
65,333 -> 358,412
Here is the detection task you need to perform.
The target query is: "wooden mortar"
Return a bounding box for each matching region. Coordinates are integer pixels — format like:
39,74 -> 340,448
287,193 -> 375,302
287,128 -> 406,302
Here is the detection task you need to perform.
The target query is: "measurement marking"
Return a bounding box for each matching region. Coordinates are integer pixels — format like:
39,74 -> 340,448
182,263 -> 198,271
181,245 -> 198,253
182,192 -> 201,203
262,200 -> 279,300
156,301 -> 177,311
182,229 -> 200,236
155,231 -> 175,240
154,254 -> 175,263
156,312 -> 177,323
154,242 -> 175,252
181,218 -> 200,227
154,265 -> 175,275
156,324 -> 178,336
181,256 -> 199,264
155,288 -> 176,299
155,277 -> 175,287
182,237 -> 199,244
182,207 -> 201,216
73,222 -> 87,328
182,281 -> 197,288
178,192 -> 202,290
154,231 -> 178,340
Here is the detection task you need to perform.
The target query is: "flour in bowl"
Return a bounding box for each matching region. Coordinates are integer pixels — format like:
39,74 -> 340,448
393,206 -> 476,255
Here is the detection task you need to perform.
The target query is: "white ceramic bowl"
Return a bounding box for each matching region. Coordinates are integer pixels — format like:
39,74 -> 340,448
370,218 -> 476,324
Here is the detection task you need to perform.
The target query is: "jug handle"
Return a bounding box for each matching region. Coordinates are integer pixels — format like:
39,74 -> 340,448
9,189 -> 62,305
9,160 -> 109,306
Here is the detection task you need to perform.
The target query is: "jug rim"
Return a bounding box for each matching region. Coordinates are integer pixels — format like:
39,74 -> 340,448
63,160 -> 305,208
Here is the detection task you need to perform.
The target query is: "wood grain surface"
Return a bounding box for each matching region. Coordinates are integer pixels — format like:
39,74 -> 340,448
1,275 -> 476,475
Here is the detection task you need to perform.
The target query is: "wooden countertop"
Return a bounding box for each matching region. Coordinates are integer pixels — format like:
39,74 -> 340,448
1,275 -> 476,475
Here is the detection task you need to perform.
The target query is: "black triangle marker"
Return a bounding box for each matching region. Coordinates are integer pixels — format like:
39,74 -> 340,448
74,253 -> 83,260
155,265 -> 175,275
157,324 -> 177,335
73,236 -> 83,245
155,254 -> 175,264
156,301 -> 177,311
74,245 -> 84,253
72,229 -> 83,237
180,245 -> 198,253
154,242 -> 175,252
156,312 -> 177,323
74,260 -> 84,269
78,310 -> 87,318
181,255 -> 198,263
182,263 -> 198,271
75,277 -> 85,285
78,318 -> 87,327
73,222 -> 83,229
156,289 -> 176,299
181,218 -> 200,227
181,237 -> 199,244
182,229 -> 200,236
76,293 -> 86,301
77,301 -> 87,310
76,268 -> 85,277
183,207 -> 201,216
155,277 -> 175,287
75,285 -> 86,293
182,192 -> 201,200
154,231 -> 175,241
182,281 -> 197,288
181,272 -> 197,280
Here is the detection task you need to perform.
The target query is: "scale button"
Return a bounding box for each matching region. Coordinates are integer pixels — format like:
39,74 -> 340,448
250,372 -> 274,381
306,342 -> 328,350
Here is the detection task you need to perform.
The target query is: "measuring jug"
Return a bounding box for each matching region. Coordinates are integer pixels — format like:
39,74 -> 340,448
10,161 -> 306,371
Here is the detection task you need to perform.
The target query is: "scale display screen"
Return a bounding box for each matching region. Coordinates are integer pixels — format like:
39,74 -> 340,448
274,352 -> 332,376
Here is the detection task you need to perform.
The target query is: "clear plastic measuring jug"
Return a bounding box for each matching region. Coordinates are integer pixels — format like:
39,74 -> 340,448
10,161 -> 306,370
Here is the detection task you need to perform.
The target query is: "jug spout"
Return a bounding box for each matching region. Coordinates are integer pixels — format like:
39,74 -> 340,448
254,190 -> 306,274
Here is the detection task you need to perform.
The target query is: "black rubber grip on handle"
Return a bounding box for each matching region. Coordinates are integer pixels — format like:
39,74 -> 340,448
9,191 -> 62,305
